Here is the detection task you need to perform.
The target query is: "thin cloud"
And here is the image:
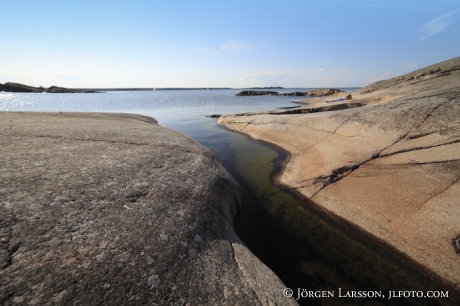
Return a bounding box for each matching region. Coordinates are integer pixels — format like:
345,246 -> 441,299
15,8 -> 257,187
418,10 -> 458,41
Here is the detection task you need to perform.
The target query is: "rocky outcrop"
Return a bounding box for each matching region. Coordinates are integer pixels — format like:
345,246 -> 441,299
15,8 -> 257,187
235,89 -> 344,97
305,88 -> 344,96
218,56 -> 460,304
235,90 -> 280,96
0,82 -> 98,93
0,112 -> 295,306
0,82 -> 43,93
359,59 -> 460,95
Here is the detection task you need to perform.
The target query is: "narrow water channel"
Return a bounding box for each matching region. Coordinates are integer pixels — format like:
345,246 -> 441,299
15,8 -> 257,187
209,128 -> 366,306
209,128 -> 419,306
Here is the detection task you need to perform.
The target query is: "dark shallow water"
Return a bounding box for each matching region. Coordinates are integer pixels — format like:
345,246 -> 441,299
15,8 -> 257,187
1,90 -> 416,305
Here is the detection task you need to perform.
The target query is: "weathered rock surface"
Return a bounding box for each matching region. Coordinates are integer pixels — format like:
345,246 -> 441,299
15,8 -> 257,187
0,82 -> 98,93
218,56 -> 460,303
0,112 -> 295,305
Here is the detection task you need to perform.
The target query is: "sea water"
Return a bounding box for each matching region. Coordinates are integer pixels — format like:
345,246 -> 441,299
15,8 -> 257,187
0,89 -> 312,167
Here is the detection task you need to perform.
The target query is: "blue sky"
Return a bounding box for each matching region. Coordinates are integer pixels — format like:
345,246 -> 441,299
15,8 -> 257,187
1,0 -> 459,88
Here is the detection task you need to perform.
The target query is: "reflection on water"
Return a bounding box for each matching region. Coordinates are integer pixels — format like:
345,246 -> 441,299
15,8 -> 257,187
0,89 -> 309,113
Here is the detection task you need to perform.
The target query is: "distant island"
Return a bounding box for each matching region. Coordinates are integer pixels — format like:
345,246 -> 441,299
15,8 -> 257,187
236,88 -> 345,96
0,82 -> 99,93
244,86 -> 284,89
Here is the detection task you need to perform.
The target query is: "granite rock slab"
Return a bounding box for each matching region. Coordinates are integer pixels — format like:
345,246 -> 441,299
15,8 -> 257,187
0,112 -> 295,305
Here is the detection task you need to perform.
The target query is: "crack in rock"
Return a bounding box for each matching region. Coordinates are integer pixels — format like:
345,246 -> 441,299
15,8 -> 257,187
380,139 -> 460,158
125,191 -> 149,202
452,235 -> 460,256
377,96 -> 456,159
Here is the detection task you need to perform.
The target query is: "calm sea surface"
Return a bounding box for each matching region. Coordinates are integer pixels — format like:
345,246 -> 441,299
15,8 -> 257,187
0,89 -> 316,165
0,89 -> 307,146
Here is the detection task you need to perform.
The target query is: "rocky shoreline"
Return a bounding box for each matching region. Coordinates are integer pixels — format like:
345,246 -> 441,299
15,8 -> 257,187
218,56 -> 460,305
0,112 -> 295,305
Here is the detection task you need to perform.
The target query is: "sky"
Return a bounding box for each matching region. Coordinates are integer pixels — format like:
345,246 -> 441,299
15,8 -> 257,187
1,0 -> 459,88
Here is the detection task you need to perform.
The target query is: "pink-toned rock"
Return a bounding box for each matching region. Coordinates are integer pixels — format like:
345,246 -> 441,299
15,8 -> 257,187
218,56 -> 460,303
